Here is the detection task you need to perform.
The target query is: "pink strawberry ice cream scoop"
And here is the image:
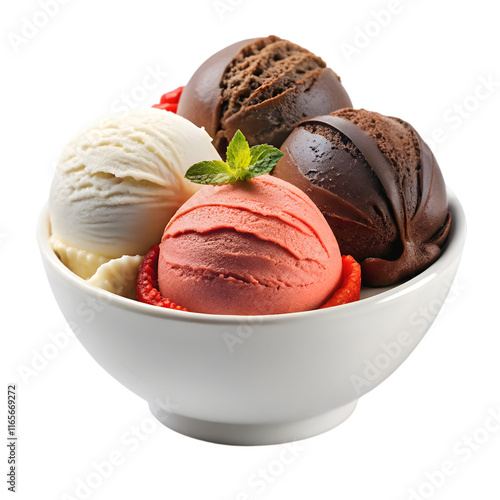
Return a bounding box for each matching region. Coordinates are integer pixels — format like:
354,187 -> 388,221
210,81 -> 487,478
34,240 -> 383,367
158,175 -> 342,315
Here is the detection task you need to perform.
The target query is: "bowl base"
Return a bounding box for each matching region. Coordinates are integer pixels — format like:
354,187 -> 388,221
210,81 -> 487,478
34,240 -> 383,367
149,400 -> 357,446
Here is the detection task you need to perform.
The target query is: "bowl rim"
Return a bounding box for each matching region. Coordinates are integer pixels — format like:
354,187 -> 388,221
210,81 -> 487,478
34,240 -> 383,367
37,188 -> 466,325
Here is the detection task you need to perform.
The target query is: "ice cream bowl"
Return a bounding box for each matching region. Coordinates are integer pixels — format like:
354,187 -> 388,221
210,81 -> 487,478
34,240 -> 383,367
37,189 -> 465,445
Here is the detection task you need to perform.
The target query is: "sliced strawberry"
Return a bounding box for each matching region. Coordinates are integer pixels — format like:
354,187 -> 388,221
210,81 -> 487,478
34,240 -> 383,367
320,255 -> 361,308
152,102 -> 178,112
159,86 -> 184,104
136,245 -> 187,311
152,86 -> 183,112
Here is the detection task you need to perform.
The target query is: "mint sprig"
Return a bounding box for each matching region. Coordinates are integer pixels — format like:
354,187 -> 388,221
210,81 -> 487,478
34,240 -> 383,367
185,130 -> 284,185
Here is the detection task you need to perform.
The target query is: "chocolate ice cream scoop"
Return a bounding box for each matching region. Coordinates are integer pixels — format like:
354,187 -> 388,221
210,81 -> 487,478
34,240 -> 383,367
272,108 -> 451,286
177,35 -> 352,158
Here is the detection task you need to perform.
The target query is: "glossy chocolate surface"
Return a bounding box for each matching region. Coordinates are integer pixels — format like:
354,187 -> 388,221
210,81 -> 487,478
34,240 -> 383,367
177,36 -> 352,157
273,112 -> 451,286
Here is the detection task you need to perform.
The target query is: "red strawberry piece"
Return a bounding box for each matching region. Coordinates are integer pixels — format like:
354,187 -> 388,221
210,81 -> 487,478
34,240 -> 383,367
160,86 -> 184,104
152,102 -> 178,112
136,245 -> 187,311
320,255 -> 361,308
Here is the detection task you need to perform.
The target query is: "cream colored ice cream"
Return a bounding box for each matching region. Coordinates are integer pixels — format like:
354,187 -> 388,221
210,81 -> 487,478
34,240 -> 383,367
49,107 -> 221,294
87,255 -> 144,298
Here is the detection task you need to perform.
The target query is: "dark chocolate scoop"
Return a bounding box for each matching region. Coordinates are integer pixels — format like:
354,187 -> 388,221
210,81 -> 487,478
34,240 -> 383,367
177,35 -> 352,158
273,109 -> 451,286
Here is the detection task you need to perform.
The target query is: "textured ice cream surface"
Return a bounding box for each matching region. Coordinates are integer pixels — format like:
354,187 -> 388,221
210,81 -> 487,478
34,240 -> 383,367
177,35 -> 352,158
50,235 -> 142,297
158,175 -> 342,315
88,254 -> 144,299
273,109 -> 451,286
49,235 -> 111,280
49,108 -> 221,279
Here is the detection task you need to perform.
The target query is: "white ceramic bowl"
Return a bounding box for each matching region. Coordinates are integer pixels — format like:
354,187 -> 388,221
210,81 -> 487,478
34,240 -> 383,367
37,191 -> 466,445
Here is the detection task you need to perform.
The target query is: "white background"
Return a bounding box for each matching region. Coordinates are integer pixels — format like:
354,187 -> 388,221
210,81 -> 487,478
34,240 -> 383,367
2,0 -> 499,498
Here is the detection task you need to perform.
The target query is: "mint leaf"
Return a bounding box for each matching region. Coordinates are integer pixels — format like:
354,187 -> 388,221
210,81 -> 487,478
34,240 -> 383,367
226,129 -> 251,172
247,144 -> 284,178
184,130 -> 285,185
185,160 -> 237,185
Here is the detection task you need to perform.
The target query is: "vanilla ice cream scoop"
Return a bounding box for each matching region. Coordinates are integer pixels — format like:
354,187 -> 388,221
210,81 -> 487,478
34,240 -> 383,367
49,108 -> 221,280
